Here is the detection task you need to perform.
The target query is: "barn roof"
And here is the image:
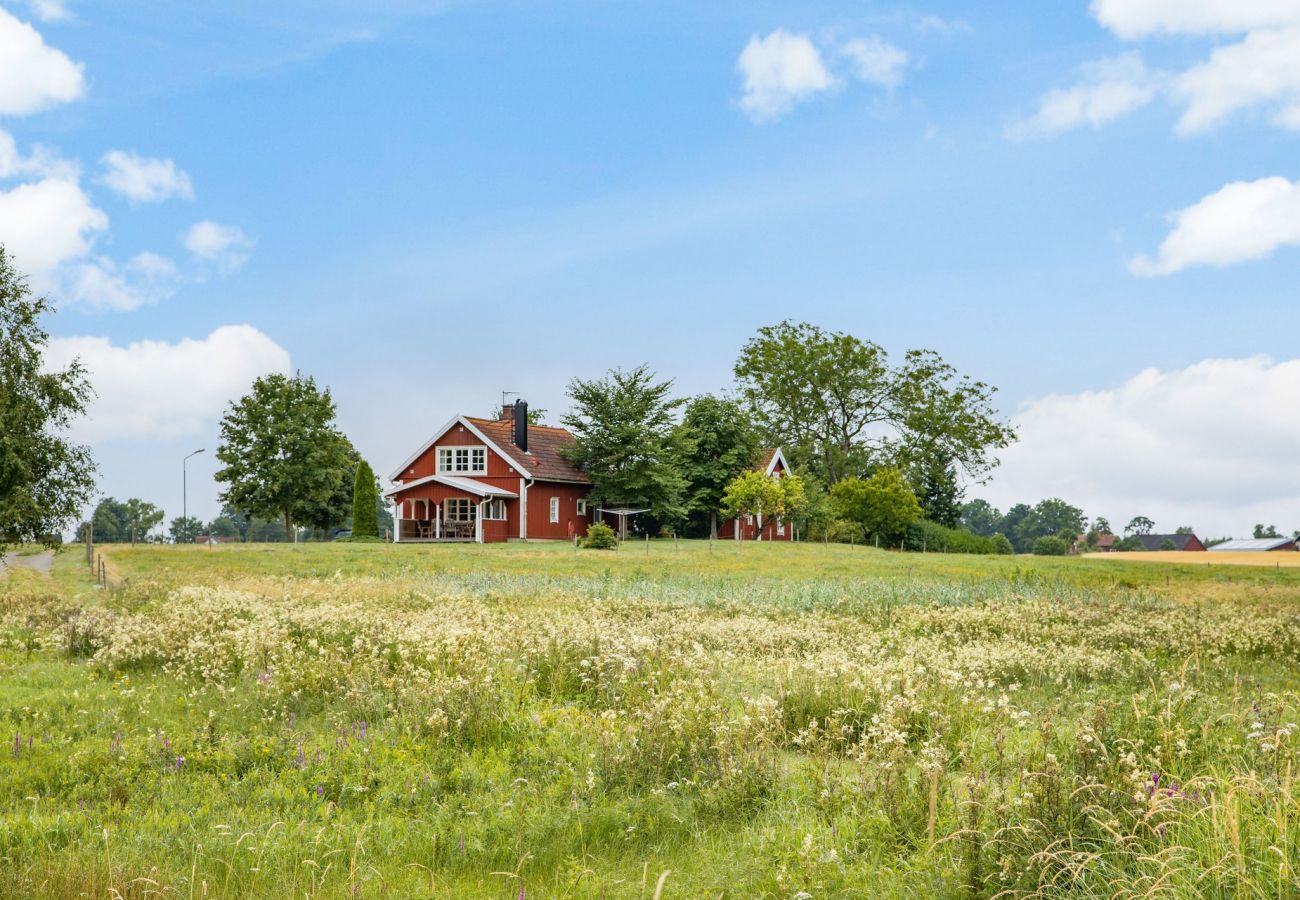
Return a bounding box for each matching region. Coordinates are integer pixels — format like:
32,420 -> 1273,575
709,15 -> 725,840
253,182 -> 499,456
464,417 -> 590,484
1136,533 -> 1202,551
1209,537 -> 1297,551
383,474 -> 519,499
756,447 -> 790,476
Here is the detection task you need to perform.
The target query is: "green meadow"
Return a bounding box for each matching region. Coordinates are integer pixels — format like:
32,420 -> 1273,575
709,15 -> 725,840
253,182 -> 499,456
3,541 -> 1300,898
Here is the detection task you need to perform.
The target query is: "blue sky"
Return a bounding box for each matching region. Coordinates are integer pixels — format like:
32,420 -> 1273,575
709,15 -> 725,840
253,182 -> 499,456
4,0 -> 1300,537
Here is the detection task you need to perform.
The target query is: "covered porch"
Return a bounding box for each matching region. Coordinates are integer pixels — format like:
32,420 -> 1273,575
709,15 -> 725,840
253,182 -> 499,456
385,475 -> 517,544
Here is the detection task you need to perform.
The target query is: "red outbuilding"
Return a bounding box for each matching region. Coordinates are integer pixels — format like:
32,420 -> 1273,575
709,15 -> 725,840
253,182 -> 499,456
716,447 -> 796,541
385,401 -> 592,543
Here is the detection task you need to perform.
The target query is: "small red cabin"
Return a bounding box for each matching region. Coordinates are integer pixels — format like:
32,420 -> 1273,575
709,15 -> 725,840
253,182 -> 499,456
717,448 -> 795,541
385,402 -> 592,543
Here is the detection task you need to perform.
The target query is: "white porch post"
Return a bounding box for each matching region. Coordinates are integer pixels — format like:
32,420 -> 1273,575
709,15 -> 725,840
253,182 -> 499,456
392,501 -> 401,542
434,504 -> 441,539
475,501 -> 484,543
734,518 -> 740,541
757,501 -> 764,542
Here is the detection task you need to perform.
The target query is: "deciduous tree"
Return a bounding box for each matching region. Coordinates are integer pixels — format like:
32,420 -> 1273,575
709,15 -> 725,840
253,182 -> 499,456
830,468 -> 922,546
562,365 -> 688,524
123,498 -> 164,545
734,321 -> 1015,488
0,246 -> 96,552
214,373 -> 352,542
674,394 -> 760,538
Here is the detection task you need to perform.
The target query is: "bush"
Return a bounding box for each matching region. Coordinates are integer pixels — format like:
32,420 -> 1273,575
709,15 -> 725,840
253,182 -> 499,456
902,519 -> 997,554
991,533 -> 1014,555
1032,535 -> 1068,556
821,519 -> 866,544
582,522 -> 618,550
1159,539 -> 1177,550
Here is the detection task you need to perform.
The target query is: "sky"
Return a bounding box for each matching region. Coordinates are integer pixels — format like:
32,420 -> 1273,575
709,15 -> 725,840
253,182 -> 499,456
3,0 -> 1299,539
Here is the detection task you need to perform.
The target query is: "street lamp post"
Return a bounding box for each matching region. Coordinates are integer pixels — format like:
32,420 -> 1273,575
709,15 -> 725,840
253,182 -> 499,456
183,449 -> 205,543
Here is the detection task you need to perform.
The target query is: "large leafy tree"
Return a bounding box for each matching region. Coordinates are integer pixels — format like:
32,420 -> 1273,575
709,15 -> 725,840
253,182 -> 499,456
0,246 -> 96,551
830,468 -> 922,546
562,365 -> 689,524
214,373 -> 352,541
351,459 -> 379,538
123,498 -> 165,545
299,440 -> 360,536
959,499 -> 1003,537
674,394 -> 760,538
90,497 -> 130,543
734,321 -> 1015,488
169,516 -> 204,544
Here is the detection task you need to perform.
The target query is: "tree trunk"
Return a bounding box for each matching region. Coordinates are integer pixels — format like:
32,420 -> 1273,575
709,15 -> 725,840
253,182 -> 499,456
285,509 -> 294,544
709,511 -> 717,540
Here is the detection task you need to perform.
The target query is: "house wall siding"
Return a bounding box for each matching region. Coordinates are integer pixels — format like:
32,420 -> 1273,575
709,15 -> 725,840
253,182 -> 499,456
526,482 -> 592,540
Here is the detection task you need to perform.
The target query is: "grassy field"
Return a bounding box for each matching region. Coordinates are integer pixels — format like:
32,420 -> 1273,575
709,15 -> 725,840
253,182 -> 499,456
4,541 -> 1300,898
1086,550 -> 1300,568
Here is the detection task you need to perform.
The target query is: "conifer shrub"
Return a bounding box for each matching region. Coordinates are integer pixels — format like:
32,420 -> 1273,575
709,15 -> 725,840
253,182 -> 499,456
582,522 -> 618,549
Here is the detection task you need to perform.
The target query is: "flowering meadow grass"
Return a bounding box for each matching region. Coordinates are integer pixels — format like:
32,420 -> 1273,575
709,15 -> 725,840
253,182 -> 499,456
3,541 -> 1300,897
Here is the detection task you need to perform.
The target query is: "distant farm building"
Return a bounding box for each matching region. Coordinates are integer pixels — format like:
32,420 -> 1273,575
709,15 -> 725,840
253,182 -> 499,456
1210,537 -> 1298,552
716,448 -> 795,542
1136,533 -> 1207,552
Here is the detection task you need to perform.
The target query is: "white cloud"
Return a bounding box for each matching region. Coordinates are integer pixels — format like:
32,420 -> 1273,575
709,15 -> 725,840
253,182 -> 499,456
839,36 -> 909,89
916,15 -> 971,36
0,127 -> 76,179
1171,27 -> 1300,133
0,176 -> 106,281
44,325 -> 292,442
1130,176 -> 1300,275
1089,0 -> 1300,39
26,1 -> 70,22
981,356 -> 1300,539
737,30 -> 836,123
183,219 -> 252,273
99,150 -> 194,203
66,252 -> 180,312
1008,53 -> 1160,139
0,6 -> 84,115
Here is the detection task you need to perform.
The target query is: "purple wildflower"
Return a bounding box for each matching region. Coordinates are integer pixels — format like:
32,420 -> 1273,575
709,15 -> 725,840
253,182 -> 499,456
518,884 -> 526,900
317,785 -> 325,798
12,733 -> 19,756
175,755 -> 184,771
296,746 -> 307,769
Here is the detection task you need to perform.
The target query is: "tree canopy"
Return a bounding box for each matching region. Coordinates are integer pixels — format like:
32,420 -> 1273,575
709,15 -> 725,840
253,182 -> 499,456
733,321 -> 1015,488
214,372 -> 352,541
0,245 -> 96,551
830,468 -> 922,546
562,365 -> 688,524
673,394 -> 760,538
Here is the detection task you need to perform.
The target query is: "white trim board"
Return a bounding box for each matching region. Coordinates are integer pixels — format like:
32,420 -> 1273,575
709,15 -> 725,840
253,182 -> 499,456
388,415 -> 533,482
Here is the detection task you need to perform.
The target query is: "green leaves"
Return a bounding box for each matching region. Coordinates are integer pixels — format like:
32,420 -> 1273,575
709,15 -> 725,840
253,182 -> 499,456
734,321 -> 1016,489
830,468 -> 922,545
0,245 -> 96,549
351,459 -> 379,538
562,365 -> 688,524
213,372 -> 352,537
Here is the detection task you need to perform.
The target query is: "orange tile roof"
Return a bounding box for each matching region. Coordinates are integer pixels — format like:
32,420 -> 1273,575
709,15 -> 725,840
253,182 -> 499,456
464,417 -> 590,484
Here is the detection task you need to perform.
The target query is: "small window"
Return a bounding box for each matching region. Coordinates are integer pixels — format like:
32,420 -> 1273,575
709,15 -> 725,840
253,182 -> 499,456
482,499 -> 506,520
576,499 -> 587,516
549,497 -> 560,524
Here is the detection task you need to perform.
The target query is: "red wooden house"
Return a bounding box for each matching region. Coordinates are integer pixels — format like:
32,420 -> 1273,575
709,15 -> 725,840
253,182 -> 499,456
717,447 -> 795,541
385,402 -> 593,543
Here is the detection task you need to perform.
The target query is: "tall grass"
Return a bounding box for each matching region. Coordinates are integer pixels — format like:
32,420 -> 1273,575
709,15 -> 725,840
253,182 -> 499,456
1,543 -> 1298,896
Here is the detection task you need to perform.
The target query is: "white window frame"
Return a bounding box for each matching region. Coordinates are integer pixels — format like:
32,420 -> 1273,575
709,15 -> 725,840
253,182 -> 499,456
576,499 -> 587,516
549,497 -> 560,524
437,446 -> 487,474
482,499 -> 506,521
445,498 -> 477,522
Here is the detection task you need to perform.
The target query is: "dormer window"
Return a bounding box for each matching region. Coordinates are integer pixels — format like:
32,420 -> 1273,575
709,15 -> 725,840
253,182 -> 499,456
437,446 -> 486,474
